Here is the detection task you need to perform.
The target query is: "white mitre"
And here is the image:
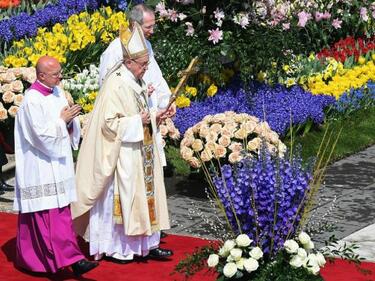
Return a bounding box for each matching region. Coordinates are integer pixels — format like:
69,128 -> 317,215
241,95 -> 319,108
120,22 -> 148,59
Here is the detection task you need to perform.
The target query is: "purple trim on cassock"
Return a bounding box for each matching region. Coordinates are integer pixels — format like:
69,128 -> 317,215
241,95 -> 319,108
16,206 -> 84,273
29,81 -> 53,96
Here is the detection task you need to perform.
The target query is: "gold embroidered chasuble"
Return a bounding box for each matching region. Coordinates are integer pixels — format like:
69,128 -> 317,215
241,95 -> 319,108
71,64 -> 170,237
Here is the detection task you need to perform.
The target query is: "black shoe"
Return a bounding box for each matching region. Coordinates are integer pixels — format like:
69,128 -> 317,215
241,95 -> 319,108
0,182 -> 13,191
71,259 -> 98,276
0,189 -> 4,195
160,231 -> 168,239
148,248 -> 173,260
104,256 -> 132,264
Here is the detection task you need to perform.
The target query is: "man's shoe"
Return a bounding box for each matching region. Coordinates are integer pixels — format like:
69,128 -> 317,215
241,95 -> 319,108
0,182 -> 13,191
104,256 -> 132,264
160,231 -> 168,239
148,248 -> 173,260
71,259 -> 98,276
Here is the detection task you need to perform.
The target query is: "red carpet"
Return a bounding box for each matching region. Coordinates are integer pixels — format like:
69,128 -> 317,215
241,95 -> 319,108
1,212 -> 374,281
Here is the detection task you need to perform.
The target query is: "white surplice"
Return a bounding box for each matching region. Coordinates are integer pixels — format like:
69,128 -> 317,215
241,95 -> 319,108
98,38 -> 171,166
13,86 -> 80,213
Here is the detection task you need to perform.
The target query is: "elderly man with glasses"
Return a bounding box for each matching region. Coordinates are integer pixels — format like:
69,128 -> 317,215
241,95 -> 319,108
99,3 -> 176,169
72,22 -> 173,264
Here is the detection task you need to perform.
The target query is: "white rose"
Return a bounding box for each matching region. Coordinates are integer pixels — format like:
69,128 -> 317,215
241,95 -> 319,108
298,232 -> 311,245
297,248 -> 307,259
229,248 -> 242,261
8,105 -> 19,117
316,252 -> 326,267
236,258 -> 244,270
304,240 -> 315,250
284,239 -> 299,254
250,247 -> 263,260
289,255 -> 304,268
218,246 -> 229,257
207,254 -> 219,267
223,262 -> 237,278
243,258 -> 259,273
236,234 -> 252,247
306,253 -> 318,267
0,108 -> 8,120
223,239 -> 236,252
308,265 -> 320,275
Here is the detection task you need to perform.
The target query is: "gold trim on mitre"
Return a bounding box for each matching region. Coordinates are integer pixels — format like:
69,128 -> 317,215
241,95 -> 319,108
120,22 -> 148,60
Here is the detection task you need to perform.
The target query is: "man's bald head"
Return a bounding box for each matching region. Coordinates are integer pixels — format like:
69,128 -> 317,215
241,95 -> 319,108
36,56 -> 62,88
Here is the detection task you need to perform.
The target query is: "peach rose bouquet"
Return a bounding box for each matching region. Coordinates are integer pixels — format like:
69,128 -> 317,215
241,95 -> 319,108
180,111 -> 286,168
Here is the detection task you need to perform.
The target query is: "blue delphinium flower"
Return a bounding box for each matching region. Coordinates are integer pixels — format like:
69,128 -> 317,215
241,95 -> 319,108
213,150 -> 312,256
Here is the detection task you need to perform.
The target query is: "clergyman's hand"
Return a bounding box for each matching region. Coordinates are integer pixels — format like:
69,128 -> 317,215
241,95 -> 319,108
141,111 -> 150,125
165,102 -> 176,118
147,83 -> 155,97
156,109 -> 168,125
60,104 -> 81,123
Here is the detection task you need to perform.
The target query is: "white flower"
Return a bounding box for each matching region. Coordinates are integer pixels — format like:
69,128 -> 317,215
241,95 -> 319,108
289,255 -> 304,268
304,240 -> 315,250
250,247 -> 263,260
207,254 -> 219,267
223,262 -> 237,278
284,239 -> 299,254
297,248 -> 307,259
306,253 -> 318,267
298,232 -> 311,245
316,252 -> 326,267
307,264 -> 321,275
218,246 -> 229,257
235,234 -> 252,247
229,248 -> 242,261
223,239 -> 236,252
236,258 -> 244,270
185,22 -> 195,36
243,258 -> 259,273
178,13 -> 187,21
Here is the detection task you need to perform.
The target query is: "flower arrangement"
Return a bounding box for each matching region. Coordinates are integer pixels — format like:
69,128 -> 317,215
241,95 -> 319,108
0,0 -> 99,46
207,232 -> 326,280
0,66 -> 36,122
1,6 -> 127,71
179,111 -> 286,168
174,123 -> 362,280
62,64 -> 99,113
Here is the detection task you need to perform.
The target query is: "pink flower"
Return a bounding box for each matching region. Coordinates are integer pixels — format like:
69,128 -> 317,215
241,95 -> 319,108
208,28 -> 223,44
214,8 -> 225,21
360,7 -> 369,22
185,22 -> 195,36
168,9 -> 178,22
297,11 -> 312,27
315,11 -> 331,22
332,18 -> 342,29
156,2 -> 168,17
282,22 -> 290,30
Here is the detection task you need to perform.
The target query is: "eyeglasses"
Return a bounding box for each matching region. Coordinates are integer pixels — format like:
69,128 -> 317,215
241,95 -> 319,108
42,70 -> 63,78
132,60 -> 150,69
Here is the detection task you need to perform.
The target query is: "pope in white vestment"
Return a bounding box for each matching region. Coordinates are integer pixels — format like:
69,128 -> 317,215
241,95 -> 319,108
98,16 -> 172,167
72,23 -> 171,262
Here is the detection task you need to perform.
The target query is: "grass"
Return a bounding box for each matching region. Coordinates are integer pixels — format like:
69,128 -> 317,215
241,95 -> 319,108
166,106 -> 375,176
292,106 -> 375,163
